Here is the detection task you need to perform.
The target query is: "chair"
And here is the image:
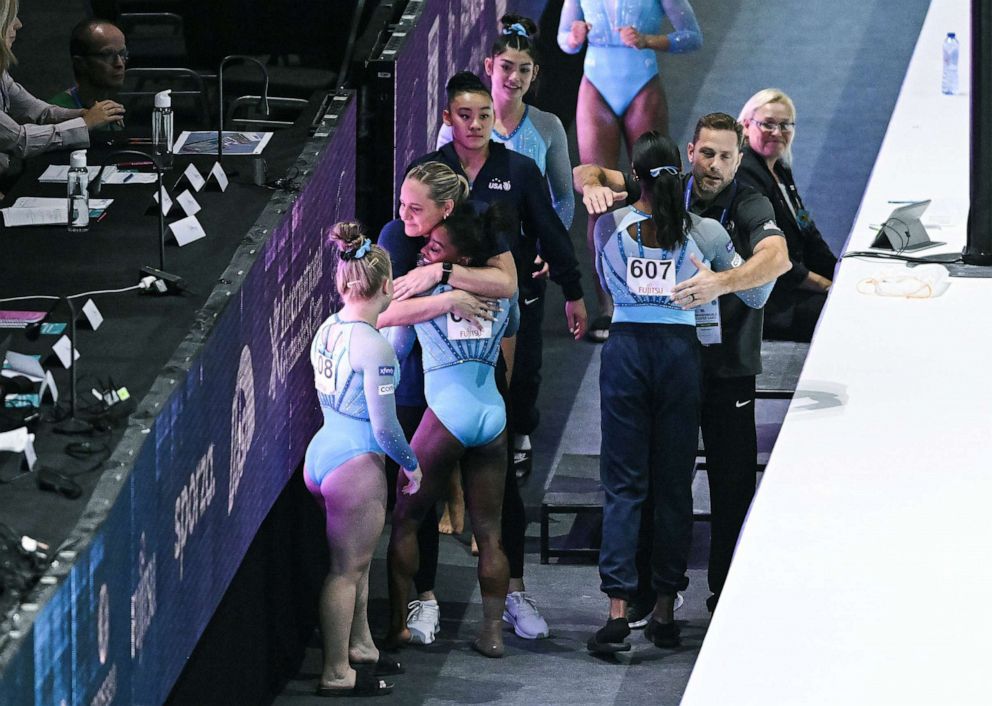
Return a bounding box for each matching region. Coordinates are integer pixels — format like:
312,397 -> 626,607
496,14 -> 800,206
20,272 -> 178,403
225,96 -> 309,131
119,67 -> 211,128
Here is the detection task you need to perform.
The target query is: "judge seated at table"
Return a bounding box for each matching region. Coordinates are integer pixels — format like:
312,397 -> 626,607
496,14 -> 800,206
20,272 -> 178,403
0,0 -> 124,192
48,18 -> 126,131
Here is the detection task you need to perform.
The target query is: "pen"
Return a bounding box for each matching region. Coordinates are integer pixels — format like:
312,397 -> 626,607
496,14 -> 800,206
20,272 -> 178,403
122,173 -> 134,183
118,161 -> 153,168
96,211 -> 108,222
887,200 -> 918,204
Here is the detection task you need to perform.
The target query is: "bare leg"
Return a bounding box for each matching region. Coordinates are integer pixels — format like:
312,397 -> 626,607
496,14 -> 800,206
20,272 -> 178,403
386,410 -> 464,645
306,453 -> 386,690
576,76 -> 622,318
437,463 -> 465,534
622,75 -> 670,146
462,431 -> 511,657
347,567 -> 378,664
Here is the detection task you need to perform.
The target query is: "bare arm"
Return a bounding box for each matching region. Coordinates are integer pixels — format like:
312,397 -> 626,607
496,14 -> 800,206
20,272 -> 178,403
572,163 -> 629,215
392,251 -> 517,301
673,234 -> 789,305
378,289 -> 497,328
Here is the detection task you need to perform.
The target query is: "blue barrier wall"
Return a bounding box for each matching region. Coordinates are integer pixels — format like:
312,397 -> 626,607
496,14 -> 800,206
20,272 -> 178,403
0,94 -> 357,706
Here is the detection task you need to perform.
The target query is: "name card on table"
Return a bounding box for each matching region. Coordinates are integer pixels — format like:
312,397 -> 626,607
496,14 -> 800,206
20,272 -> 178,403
175,189 -> 201,217
51,335 -> 80,369
207,162 -> 229,192
79,299 -> 103,331
175,163 -> 206,192
151,187 -> 174,216
168,215 -> 207,247
40,369 -> 59,404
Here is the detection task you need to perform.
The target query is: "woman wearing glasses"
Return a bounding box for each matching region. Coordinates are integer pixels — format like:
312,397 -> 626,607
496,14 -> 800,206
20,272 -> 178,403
736,89 -> 837,342
0,1 -> 124,188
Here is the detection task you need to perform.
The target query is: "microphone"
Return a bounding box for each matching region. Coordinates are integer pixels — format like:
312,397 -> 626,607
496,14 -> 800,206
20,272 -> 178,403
218,55 -> 271,172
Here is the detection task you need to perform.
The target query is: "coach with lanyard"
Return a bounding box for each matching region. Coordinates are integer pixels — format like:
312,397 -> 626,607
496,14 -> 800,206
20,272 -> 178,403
574,112 -> 789,617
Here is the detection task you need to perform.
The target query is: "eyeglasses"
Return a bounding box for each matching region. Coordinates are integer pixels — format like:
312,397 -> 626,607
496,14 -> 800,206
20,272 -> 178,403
85,48 -> 129,64
752,119 -> 795,134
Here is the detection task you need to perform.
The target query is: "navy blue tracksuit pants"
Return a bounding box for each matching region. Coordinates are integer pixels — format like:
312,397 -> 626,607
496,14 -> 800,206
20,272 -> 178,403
598,323 -> 701,599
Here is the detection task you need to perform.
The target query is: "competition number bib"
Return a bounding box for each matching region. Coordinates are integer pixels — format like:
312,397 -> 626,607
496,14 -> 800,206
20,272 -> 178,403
312,350 -> 336,395
447,312 -> 493,340
626,256 -> 675,297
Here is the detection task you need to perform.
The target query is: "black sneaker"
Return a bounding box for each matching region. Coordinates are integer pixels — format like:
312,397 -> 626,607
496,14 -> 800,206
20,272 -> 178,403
626,597 -> 654,630
587,617 -> 631,654
513,448 -> 532,480
644,619 -> 680,648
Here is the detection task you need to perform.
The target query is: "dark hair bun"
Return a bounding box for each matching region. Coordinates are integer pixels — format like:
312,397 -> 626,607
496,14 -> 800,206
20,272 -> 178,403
500,14 -> 538,38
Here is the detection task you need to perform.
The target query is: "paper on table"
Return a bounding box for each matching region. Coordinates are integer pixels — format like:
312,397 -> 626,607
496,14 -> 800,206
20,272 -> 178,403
39,165 -> 113,182
1,198 -> 114,227
173,130 -> 273,156
168,214 -> 207,246
3,350 -> 47,382
103,171 -> 156,185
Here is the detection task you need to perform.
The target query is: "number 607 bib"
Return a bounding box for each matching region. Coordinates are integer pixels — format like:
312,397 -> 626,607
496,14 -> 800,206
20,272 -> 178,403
626,256 -> 675,297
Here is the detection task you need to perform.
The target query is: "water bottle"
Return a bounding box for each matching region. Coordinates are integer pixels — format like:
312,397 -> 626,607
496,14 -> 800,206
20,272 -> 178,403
67,150 -> 89,233
942,32 -> 959,95
152,89 -> 174,169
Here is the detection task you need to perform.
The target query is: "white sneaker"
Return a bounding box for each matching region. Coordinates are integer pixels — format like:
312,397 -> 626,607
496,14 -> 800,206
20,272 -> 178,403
406,599 -> 440,645
502,592 -> 550,639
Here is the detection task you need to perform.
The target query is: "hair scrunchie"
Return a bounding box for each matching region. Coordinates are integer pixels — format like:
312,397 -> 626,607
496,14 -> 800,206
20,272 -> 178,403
502,22 -> 529,38
340,238 -> 372,261
648,165 -> 680,177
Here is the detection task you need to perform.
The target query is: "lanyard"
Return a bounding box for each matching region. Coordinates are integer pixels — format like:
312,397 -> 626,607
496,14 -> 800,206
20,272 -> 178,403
684,177 -> 736,227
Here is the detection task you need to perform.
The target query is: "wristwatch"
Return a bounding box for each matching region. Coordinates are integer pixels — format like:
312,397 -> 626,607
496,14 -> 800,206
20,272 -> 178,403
440,262 -> 453,285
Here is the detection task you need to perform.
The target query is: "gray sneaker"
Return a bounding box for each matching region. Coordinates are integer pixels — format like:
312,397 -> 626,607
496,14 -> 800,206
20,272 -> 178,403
502,592 -> 550,639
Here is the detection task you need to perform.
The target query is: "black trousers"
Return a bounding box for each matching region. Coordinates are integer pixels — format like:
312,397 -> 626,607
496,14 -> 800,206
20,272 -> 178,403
508,280 -> 547,437
700,374 -> 757,602
497,354 -> 527,579
634,374 -> 758,605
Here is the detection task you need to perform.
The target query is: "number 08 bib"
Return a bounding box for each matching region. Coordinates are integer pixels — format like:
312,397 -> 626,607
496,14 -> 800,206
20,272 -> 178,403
626,256 -> 675,296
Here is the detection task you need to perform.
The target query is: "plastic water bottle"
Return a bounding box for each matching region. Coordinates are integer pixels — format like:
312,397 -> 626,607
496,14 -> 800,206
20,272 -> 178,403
67,150 -> 89,233
942,32 -> 959,95
152,89 -> 174,169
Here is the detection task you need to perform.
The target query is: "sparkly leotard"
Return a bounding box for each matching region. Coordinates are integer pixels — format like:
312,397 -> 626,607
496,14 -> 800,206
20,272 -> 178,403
557,0 -> 702,117
304,315 -> 418,485
387,287 -> 519,447
594,208 -> 772,323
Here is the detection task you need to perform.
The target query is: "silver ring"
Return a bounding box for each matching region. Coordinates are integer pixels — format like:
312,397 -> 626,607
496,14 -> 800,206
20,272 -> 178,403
689,293 -> 695,302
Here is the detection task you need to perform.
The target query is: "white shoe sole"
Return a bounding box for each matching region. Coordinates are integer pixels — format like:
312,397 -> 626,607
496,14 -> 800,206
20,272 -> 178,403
502,610 -> 549,640
407,617 -> 440,645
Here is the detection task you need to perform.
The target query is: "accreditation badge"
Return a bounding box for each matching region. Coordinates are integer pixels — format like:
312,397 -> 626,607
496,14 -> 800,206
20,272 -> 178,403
694,299 -> 722,345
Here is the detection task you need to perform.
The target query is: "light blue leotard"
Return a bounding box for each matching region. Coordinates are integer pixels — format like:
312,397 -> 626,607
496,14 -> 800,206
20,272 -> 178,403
304,315 -> 418,486
594,207 -> 772,324
387,287 -> 519,447
437,104 -> 574,228
557,0 -> 702,117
